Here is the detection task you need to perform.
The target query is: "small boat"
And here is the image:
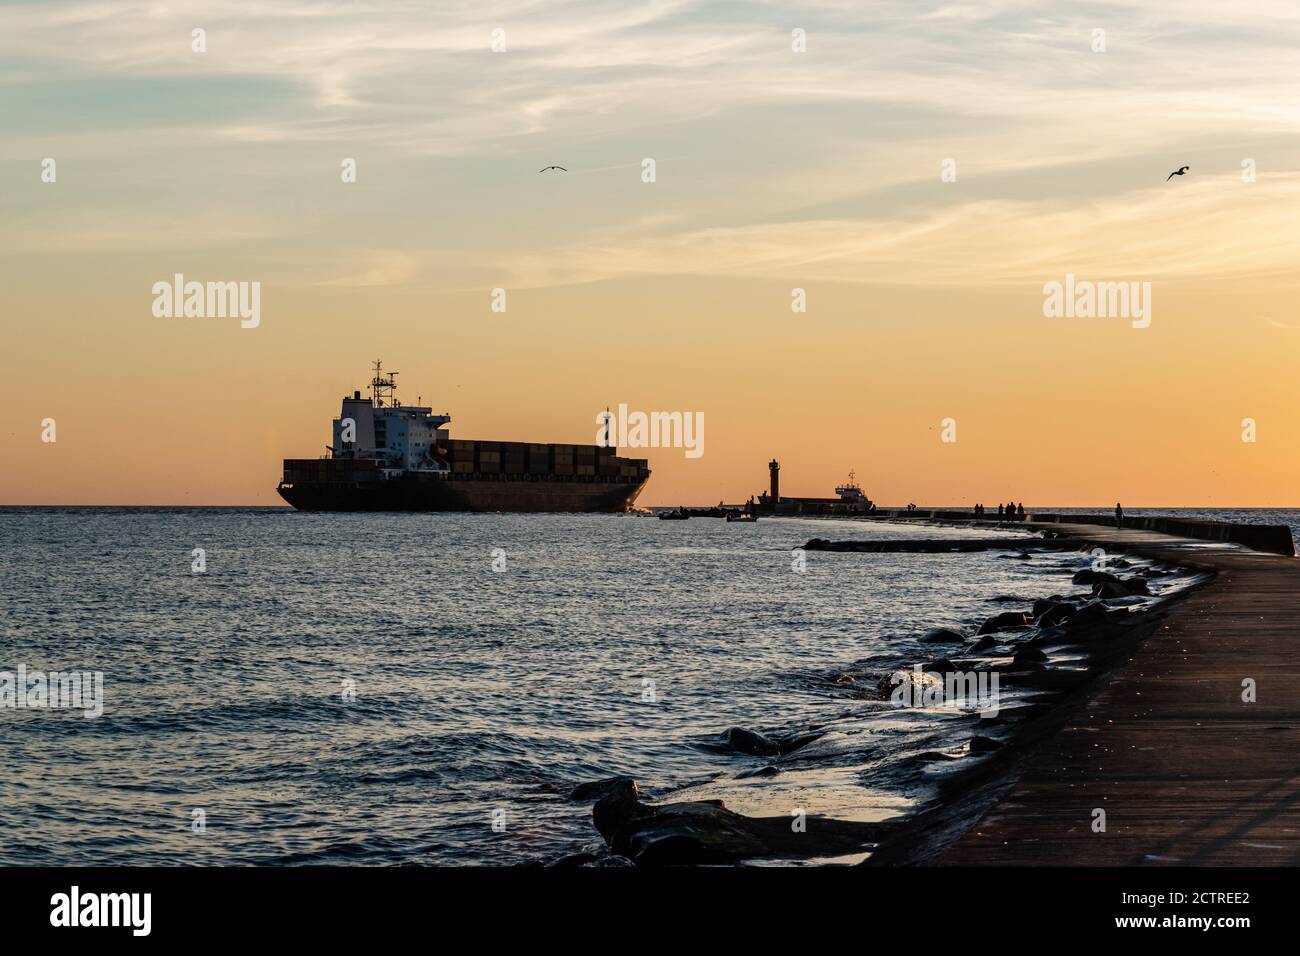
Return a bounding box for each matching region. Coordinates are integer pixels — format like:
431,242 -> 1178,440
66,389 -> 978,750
726,512 -> 758,523
835,469 -> 870,504
659,508 -> 690,520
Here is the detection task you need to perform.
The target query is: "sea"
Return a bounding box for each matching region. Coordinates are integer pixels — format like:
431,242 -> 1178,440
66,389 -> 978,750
0,507 -> 1294,865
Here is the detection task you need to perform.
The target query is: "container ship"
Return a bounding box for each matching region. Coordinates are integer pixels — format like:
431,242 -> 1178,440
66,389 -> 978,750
277,362 -> 650,512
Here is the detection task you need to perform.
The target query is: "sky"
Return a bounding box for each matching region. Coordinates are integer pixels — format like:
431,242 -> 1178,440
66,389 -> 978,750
2,0 -> 1299,506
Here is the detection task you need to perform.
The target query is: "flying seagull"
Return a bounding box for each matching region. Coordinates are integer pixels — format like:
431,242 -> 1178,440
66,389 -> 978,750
539,165 -> 567,173
1166,165 -> 1189,181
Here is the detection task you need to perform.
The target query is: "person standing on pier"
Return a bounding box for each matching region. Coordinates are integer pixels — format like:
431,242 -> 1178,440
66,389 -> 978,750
1115,502 -> 1124,528
1016,502 -> 1025,518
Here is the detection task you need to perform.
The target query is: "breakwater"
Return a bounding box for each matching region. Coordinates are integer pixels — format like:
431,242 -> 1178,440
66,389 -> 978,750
846,510 -> 1295,557
935,517 -> 1300,865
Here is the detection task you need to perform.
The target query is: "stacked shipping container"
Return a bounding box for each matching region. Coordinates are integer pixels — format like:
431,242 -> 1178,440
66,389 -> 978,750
287,443 -> 649,483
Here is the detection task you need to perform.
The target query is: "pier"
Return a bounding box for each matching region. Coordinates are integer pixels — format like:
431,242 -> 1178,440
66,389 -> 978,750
849,508 -> 1295,557
885,516 -> 1300,866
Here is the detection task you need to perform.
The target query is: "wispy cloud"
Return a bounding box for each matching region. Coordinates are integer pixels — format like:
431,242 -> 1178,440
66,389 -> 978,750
5,1 -> 1300,286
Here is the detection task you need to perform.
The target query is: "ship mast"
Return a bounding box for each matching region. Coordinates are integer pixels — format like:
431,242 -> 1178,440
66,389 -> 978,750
370,359 -> 399,408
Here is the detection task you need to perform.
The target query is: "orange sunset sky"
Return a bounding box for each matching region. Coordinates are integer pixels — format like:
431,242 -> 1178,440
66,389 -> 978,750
3,1 -> 1299,507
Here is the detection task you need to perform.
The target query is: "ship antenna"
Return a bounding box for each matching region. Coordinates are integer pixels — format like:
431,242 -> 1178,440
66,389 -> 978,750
370,358 -> 399,408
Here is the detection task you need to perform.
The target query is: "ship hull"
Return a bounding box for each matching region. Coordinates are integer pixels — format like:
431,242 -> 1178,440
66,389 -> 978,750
277,473 -> 648,513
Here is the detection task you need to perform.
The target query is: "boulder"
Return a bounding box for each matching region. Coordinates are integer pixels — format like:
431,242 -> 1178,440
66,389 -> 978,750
1012,646 -> 1048,665
776,730 -> 826,755
1027,625 -> 1069,646
591,780 -> 883,865
722,727 -> 781,757
568,776 -> 637,801
1060,600 -> 1111,631
921,627 -> 966,644
1031,598 -> 1059,617
1093,578 -> 1150,598
977,611 -> 1031,635
1032,598 -> 1078,626
879,667 -> 943,700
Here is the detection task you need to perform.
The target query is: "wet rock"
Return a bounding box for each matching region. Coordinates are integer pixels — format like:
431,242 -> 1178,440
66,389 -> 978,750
735,765 -> 780,779
776,730 -> 826,755
969,735 -> 1004,753
1032,598 -> 1078,627
1060,600 -> 1111,631
1012,646 -> 1048,665
977,611 -> 1031,635
591,779 -> 883,865
1093,578 -> 1150,598
1027,625 -> 1069,646
569,776 -> 637,801
915,749 -> 967,764
722,726 -> 782,757
922,657 -> 960,674
970,635 -> 999,652
921,627 -> 966,644
879,668 -> 943,700
1038,606 -> 1076,627
1139,567 -> 1178,579
916,750 -> 964,762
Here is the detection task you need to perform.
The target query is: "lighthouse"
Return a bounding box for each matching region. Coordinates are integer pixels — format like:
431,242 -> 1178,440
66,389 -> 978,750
768,459 -> 780,504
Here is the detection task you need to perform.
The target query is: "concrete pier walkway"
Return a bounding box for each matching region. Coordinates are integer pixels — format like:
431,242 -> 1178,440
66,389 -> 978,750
936,519 -> 1300,866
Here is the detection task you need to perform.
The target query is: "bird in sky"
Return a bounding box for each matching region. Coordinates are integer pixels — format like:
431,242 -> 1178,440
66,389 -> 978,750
1166,165 -> 1189,181
539,165 -> 567,173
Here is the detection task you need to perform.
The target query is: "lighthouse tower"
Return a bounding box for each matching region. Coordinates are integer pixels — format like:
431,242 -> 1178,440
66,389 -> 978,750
768,459 -> 780,504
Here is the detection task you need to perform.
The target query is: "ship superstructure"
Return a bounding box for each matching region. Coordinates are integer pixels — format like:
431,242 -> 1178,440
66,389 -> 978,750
331,362 -> 453,475
835,470 -> 866,503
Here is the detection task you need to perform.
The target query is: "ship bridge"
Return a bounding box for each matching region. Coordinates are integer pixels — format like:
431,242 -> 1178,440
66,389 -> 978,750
331,361 -> 452,472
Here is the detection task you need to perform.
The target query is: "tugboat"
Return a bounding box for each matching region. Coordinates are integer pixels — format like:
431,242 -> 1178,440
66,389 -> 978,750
658,507 -> 691,520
